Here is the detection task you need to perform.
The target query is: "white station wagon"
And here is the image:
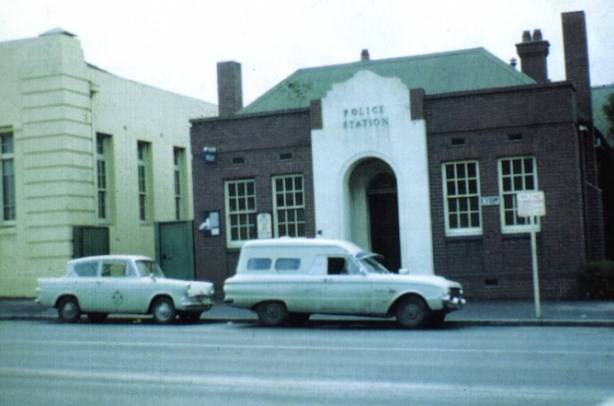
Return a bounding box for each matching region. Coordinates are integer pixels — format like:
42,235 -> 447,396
36,255 -> 214,324
224,238 -> 465,328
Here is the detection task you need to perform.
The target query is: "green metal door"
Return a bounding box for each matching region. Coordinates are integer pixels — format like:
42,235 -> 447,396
73,226 -> 110,258
155,221 -> 195,280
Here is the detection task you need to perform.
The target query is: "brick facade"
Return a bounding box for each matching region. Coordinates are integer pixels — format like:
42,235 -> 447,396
190,11 -> 609,300
191,110 -> 314,294
424,83 -> 592,298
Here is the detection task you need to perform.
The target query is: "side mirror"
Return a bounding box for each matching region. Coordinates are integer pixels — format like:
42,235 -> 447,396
399,268 -> 409,275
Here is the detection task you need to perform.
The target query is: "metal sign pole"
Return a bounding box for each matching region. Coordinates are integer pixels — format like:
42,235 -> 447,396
517,191 -> 545,320
529,215 -> 542,319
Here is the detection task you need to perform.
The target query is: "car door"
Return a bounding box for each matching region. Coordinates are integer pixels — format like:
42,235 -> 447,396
114,260 -> 151,313
69,260 -> 100,312
319,256 -> 373,315
94,259 -> 131,312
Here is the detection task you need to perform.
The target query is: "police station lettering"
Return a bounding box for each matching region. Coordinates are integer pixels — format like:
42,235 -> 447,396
343,105 -> 389,129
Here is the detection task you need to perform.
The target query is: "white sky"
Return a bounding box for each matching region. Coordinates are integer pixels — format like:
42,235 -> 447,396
1,0 -> 612,105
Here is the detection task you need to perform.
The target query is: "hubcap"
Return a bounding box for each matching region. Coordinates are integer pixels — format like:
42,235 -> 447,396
64,303 -> 77,318
156,302 -> 172,320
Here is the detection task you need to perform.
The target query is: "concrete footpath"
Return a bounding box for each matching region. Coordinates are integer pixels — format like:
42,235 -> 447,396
1,298 -> 613,327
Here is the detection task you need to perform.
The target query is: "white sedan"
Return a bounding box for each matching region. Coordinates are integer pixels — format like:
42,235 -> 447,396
36,255 -> 214,324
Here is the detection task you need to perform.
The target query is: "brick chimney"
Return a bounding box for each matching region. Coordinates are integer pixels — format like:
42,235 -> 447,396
217,61 -> 243,117
562,11 -> 592,121
361,49 -> 370,61
516,29 -> 550,83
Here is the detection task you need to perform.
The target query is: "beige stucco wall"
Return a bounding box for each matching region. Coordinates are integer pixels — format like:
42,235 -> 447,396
0,31 -> 216,296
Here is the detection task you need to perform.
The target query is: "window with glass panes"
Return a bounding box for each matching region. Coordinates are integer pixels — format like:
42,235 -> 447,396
499,156 -> 538,232
96,134 -> 110,220
272,174 -> 305,237
173,148 -> 185,220
225,179 -> 257,244
442,161 -> 481,236
0,131 -> 15,222
137,142 -> 151,222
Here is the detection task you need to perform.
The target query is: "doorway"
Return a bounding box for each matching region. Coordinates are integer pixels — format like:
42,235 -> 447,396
73,226 -> 109,258
367,172 -> 401,272
155,221 -> 195,280
347,159 -> 401,272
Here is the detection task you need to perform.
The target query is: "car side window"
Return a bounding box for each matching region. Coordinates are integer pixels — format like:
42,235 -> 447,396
102,261 -> 128,277
327,257 -> 348,275
275,258 -> 300,271
73,262 -> 97,277
247,258 -> 272,271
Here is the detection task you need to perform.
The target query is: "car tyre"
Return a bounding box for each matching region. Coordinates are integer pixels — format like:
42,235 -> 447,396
152,297 -> 176,324
395,296 -> 429,328
87,313 -> 108,323
257,302 -> 288,326
58,297 -> 81,323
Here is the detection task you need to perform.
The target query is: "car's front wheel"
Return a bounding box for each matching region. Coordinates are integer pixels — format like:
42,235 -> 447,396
152,297 -> 176,324
58,296 -> 81,323
395,296 -> 429,328
257,301 -> 288,326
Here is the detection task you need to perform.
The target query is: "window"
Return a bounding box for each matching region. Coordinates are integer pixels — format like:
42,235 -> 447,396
442,161 -> 481,236
72,262 -> 98,277
225,179 -> 257,245
173,147 -> 186,220
102,261 -> 128,277
247,258 -> 272,271
275,258 -> 301,271
96,134 -> 112,221
137,142 -> 152,222
499,156 -> 538,232
272,174 -> 305,237
0,131 -> 15,222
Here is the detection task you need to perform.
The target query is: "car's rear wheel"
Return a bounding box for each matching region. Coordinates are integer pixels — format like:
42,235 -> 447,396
152,297 -> 176,324
395,296 -> 429,328
87,313 -> 108,323
58,297 -> 81,323
257,302 -> 288,326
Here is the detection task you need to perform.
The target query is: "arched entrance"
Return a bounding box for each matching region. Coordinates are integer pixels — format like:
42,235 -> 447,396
347,159 -> 401,272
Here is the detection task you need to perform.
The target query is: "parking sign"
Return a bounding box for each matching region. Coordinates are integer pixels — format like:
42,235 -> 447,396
517,191 -> 546,217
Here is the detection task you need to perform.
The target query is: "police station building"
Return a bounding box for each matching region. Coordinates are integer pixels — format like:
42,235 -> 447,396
191,11 -> 611,299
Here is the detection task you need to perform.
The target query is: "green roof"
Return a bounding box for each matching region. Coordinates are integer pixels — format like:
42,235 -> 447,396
592,84 -> 614,146
240,47 -> 536,114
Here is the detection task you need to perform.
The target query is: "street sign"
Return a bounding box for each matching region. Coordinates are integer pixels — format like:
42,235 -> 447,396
517,191 -> 546,217
516,190 -> 546,319
480,196 -> 500,206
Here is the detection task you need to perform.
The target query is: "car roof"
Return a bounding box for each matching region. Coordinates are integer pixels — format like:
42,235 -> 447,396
68,255 -> 152,265
242,238 -> 363,255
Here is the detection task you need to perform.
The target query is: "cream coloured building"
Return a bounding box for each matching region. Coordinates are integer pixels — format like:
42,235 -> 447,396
0,29 -> 216,297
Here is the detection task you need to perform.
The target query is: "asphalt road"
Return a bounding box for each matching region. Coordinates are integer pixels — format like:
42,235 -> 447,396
1,320 -> 613,405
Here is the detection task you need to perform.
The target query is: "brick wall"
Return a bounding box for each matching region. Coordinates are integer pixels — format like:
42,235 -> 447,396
190,109 -> 314,295
425,83 -> 589,299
